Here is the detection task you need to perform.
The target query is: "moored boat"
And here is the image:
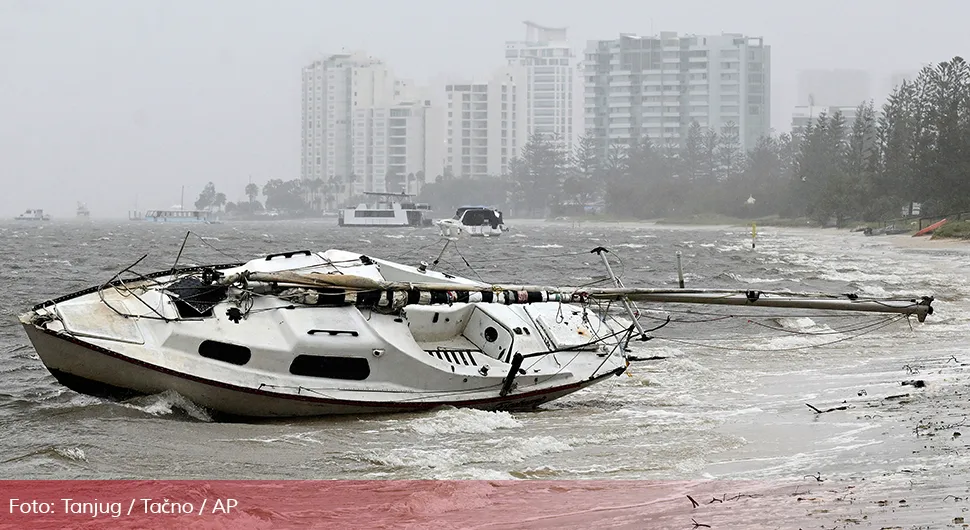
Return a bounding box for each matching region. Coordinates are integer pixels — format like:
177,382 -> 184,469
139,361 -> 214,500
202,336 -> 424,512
338,192 -> 433,228
14,209 -> 52,221
141,208 -> 214,223
436,206 -> 507,238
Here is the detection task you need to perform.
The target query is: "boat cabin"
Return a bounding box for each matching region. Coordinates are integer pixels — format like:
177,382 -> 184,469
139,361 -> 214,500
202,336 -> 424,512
143,209 -> 212,223
338,192 -> 433,227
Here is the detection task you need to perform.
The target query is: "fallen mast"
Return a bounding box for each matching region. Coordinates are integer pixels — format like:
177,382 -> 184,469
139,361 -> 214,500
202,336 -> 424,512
239,271 -> 935,322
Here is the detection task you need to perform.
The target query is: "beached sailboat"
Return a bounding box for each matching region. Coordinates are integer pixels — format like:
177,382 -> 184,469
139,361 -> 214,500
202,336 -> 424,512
18,242 -> 934,418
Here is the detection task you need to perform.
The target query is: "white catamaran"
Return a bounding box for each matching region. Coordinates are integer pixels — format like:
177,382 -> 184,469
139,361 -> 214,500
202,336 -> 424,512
18,241 -> 934,418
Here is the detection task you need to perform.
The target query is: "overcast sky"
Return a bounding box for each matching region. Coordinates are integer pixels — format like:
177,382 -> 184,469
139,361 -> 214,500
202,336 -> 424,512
1,0 -> 966,217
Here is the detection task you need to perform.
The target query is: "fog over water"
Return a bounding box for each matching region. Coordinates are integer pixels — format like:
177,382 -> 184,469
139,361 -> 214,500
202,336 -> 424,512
1,0 -> 965,217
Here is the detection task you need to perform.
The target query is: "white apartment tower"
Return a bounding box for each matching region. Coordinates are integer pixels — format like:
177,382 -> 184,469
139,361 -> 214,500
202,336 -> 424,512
445,68 -> 527,178
584,32 -> 771,154
505,21 -> 582,151
352,100 -> 444,194
301,52 -> 398,186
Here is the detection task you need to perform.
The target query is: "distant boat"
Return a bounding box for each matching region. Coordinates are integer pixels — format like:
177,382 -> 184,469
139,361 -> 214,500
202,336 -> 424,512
76,202 -> 90,218
338,192 -> 433,228
436,206 -> 508,238
139,208 -> 215,224
14,209 -> 52,221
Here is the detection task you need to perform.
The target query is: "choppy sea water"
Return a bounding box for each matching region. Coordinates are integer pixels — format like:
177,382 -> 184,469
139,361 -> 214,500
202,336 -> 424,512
1,219 -> 968,526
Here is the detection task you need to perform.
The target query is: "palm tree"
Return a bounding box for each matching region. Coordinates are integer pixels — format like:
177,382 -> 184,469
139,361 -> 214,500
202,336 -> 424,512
213,192 -> 227,212
245,183 -> 259,204
347,173 -> 358,196
325,176 -> 339,210
306,178 -> 322,211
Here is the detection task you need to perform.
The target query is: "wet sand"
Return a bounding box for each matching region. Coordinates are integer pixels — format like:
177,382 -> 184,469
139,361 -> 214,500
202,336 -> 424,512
887,233 -> 970,250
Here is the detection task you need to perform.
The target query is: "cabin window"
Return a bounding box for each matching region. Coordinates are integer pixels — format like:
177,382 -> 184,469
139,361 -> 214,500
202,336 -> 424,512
289,355 -> 370,380
354,210 -> 396,218
198,340 -> 251,366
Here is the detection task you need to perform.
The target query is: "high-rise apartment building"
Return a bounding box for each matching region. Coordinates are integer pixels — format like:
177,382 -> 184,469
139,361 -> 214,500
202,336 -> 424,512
797,69 -> 870,107
352,100 -> 444,195
301,52 -> 401,188
790,104 -> 875,137
584,32 -> 770,154
505,21 -> 582,152
444,67 -> 527,178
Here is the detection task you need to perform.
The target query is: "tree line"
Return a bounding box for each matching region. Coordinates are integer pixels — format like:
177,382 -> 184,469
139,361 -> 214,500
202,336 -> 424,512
421,56 -> 970,225
194,170 -> 431,217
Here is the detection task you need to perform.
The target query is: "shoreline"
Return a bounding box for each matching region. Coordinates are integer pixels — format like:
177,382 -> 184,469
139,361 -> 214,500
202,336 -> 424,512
519,217 -> 970,248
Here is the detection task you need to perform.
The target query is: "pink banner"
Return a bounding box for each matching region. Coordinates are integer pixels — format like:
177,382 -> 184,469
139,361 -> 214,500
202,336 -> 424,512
0,479 -> 942,528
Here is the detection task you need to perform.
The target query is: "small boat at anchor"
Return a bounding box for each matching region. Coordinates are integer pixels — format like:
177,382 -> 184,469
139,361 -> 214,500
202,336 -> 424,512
436,206 -> 508,238
14,209 -> 52,221
18,243 -> 935,418
141,208 -> 214,224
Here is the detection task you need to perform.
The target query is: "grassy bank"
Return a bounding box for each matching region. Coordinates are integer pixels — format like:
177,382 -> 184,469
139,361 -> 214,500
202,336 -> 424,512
932,219 -> 970,239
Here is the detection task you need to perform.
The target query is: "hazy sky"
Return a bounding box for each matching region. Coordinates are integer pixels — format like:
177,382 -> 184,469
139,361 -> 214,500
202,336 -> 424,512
1,0 -> 966,217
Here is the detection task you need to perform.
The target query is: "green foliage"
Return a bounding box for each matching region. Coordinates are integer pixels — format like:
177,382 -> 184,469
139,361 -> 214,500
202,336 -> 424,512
416,176 -> 510,217
244,183 -> 260,203
785,56 -> 970,225
194,182 -> 217,211
933,220 -> 970,239
262,179 -> 308,212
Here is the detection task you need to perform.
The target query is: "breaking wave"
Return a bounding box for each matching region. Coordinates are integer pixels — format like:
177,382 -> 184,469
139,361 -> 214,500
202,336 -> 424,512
121,390 -> 213,422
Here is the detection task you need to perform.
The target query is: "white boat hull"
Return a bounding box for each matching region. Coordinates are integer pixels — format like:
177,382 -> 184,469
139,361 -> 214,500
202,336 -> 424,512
436,219 -> 506,238
19,249 -> 626,418
22,322 -> 620,417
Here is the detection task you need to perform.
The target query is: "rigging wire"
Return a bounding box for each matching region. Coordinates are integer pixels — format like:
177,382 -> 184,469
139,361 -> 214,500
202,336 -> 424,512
650,314 -> 908,352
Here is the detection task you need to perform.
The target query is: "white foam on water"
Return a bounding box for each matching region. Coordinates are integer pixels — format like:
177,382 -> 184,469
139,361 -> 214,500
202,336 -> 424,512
407,407 -> 522,436
368,434 -> 572,471
771,317 -> 820,332
211,432 -> 324,447
54,446 -> 87,462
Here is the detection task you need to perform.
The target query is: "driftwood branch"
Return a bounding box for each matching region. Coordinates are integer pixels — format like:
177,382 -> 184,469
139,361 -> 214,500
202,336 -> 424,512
806,403 -> 848,414
691,518 -> 711,529
686,494 -> 699,508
